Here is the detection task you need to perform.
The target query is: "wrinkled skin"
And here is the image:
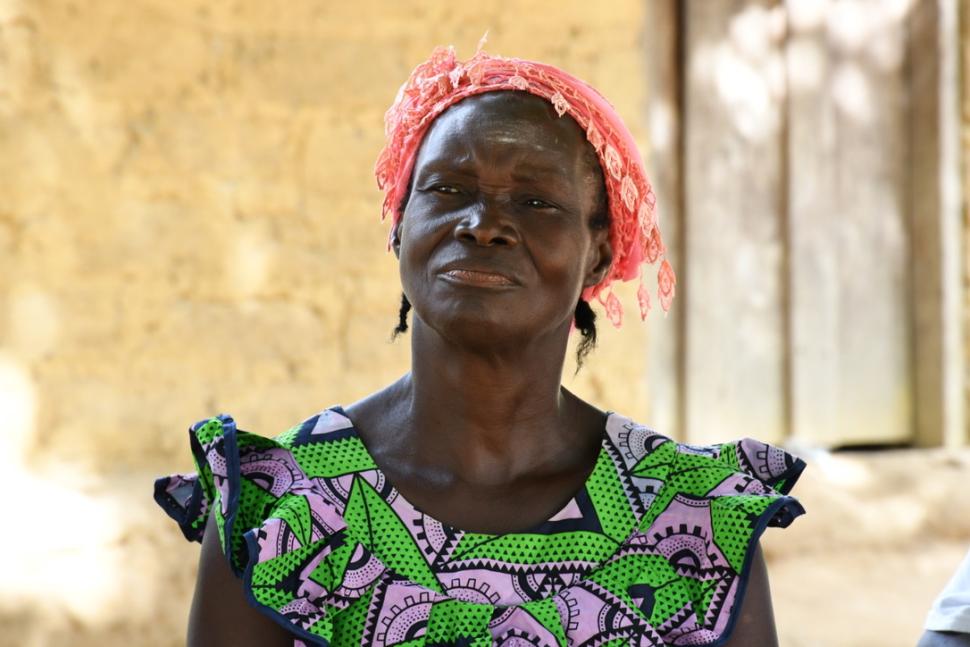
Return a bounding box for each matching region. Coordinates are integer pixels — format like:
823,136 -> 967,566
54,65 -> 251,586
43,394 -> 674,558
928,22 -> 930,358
187,92 -> 779,647
396,91 -> 609,356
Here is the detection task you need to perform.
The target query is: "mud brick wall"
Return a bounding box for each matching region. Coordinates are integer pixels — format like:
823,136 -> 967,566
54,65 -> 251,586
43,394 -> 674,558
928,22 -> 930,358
0,2 -> 652,644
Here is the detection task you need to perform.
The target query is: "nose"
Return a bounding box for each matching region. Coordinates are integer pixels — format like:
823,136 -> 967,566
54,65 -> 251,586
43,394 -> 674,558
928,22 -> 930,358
453,200 -> 519,247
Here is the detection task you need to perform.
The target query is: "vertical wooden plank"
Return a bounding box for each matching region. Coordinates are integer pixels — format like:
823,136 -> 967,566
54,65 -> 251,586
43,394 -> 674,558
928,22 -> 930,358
787,0 -> 914,447
909,0 -> 966,447
785,0 -> 839,447
644,0 -> 684,440
963,0 -> 970,446
683,0 -> 787,445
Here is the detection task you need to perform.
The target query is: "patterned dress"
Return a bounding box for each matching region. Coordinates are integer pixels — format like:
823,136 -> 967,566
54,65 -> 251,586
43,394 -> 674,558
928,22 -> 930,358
155,407 -> 805,646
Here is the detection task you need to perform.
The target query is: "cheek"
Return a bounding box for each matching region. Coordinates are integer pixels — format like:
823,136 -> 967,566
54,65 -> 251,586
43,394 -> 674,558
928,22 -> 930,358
397,216 -> 448,287
401,214 -> 443,245
400,195 -> 458,245
526,226 -> 592,279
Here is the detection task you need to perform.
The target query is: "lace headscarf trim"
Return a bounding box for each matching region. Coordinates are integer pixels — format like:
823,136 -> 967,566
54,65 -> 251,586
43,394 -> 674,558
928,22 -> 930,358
375,45 -> 676,325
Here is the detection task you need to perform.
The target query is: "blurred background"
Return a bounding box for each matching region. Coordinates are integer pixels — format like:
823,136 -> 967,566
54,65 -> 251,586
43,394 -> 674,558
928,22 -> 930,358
1,0 -> 968,645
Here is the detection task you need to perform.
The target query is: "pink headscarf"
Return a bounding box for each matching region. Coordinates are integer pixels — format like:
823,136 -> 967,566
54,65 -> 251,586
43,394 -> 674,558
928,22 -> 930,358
375,45 -> 676,326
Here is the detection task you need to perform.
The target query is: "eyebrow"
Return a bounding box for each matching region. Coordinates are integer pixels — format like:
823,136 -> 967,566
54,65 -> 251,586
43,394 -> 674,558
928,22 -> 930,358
414,157 -> 474,174
418,158 -> 571,178
415,157 -> 577,190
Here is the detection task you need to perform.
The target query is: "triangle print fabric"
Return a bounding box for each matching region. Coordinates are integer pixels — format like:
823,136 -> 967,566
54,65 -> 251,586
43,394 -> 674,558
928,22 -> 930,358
155,407 -> 805,646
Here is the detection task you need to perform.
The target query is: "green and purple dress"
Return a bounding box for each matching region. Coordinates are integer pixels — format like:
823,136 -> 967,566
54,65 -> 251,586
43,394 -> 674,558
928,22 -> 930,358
155,407 -> 804,646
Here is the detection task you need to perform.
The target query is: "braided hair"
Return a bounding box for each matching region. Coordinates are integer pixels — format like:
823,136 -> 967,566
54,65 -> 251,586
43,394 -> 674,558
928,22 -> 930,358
392,293 -> 599,368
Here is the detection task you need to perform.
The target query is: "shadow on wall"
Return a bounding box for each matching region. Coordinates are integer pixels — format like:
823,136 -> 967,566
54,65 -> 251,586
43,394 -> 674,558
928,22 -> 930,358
0,353 -> 193,646
0,289 -> 196,645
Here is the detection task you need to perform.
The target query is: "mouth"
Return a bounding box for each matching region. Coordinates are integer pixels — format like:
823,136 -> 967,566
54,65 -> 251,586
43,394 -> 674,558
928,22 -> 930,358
439,268 -> 518,288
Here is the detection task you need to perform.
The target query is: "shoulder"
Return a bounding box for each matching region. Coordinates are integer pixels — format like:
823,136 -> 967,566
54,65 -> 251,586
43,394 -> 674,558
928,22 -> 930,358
157,408 -> 365,645
154,406 -> 358,547
601,413 -> 804,644
605,413 -> 805,494
605,414 -> 806,540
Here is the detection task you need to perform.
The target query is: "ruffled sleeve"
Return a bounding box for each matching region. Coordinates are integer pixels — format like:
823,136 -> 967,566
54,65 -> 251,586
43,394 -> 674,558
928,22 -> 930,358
608,427 -> 806,645
153,415 -> 362,645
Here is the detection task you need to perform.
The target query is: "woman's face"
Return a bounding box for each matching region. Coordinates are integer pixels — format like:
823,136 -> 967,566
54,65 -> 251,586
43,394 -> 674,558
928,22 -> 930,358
395,91 -> 611,351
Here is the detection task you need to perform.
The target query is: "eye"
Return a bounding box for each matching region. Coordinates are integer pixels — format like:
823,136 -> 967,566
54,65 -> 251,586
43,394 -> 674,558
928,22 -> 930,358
523,197 -> 558,210
430,184 -> 461,195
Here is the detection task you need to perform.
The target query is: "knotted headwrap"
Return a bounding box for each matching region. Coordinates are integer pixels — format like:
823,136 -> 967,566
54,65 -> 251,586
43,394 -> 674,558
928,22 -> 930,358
375,45 -> 676,326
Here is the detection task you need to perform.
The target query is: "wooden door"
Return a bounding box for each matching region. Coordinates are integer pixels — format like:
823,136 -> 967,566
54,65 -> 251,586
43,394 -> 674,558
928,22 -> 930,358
644,0 -> 965,448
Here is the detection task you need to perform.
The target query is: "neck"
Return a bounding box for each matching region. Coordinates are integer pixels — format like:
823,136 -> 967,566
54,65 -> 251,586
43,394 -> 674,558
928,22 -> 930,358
399,315 -> 576,485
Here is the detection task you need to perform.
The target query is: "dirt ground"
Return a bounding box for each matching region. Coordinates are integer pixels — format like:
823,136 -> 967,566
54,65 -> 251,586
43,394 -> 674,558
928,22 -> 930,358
1,447 -> 968,647
764,445 -> 970,647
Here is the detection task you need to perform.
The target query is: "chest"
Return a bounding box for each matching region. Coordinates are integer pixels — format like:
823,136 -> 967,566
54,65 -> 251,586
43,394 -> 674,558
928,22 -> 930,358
382,467 -> 590,535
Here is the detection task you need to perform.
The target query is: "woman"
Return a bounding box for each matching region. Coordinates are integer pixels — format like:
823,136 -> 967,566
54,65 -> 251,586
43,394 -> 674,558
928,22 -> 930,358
156,46 -> 804,646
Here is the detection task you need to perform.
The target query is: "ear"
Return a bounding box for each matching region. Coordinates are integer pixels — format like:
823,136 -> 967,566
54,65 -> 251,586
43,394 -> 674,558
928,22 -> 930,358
391,219 -> 402,259
583,227 -> 613,288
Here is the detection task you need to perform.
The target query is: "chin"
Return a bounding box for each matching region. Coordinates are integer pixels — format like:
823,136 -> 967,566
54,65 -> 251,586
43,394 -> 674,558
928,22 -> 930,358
415,300 -> 570,354
438,304 -> 523,342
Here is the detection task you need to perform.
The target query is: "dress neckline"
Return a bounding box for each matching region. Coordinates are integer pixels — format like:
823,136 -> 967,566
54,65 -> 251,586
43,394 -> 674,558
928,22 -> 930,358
328,405 -> 624,539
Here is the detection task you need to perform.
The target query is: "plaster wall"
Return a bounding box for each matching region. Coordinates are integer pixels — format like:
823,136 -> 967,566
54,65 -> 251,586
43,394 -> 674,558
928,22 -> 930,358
0,1 -> 652,643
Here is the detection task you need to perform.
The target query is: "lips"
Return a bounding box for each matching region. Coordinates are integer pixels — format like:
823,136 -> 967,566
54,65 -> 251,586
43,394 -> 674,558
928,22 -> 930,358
443,269 -> 516,286
437,261 -> 520,288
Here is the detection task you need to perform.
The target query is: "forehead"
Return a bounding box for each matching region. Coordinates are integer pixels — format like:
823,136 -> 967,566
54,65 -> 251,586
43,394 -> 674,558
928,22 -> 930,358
414,92 -> 592,172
